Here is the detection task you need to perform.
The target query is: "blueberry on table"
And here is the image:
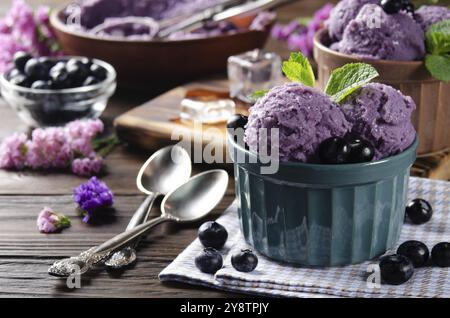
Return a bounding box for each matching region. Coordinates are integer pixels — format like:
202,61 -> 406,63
90,63 -> 107,81
379,254 -> 414,285
226,114 -> 248,129
381,0 -> 403,14
13,51 -> 32,73
347,137 -> 375,163
431,242 -> 450,267
231,249 -> 258,273
194,248 -> 223,274
318,137 -> 351,164
405,198 -> 433,225
31,80 -> 52,90
397,240 -> 429,267
24,58 -> 49,80
198,221 -> 228,249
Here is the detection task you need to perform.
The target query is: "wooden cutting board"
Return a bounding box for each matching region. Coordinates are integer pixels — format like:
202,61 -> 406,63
114,78 -> 450,180
114,77 -> 249,155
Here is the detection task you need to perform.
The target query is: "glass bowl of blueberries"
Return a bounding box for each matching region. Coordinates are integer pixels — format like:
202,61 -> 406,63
0,52 -> 116,127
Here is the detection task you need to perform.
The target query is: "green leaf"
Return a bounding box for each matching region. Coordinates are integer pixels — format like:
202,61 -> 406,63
282,52 -> 315,87
56,214 -> 71,229
248,89 -> 269,102
325,63 -> 379,103
425,54 -> 450,82
425,20 -> 450,55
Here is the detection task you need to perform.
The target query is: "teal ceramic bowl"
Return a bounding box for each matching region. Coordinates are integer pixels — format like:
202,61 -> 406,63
227,131 -> 418,267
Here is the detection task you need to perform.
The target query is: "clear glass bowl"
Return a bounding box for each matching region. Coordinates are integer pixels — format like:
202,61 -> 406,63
0,57 -> 116,127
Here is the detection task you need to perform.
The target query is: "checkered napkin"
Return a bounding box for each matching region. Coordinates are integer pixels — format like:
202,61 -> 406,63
159,177 -> 450,298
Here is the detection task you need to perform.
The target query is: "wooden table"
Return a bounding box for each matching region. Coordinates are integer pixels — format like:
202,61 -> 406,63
0,0 -> 338,298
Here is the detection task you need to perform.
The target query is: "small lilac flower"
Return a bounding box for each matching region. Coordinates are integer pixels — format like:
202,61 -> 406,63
73,177 -> 114,223
66,119 -> 104,141
37,207 -> 71,233
0,133 -> 28,169
71,155 -> 103,177
26,127 -> 72,169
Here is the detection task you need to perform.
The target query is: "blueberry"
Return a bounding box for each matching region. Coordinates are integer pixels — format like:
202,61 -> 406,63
381,0 -> 403,14
8,68 -> 22,80
198,221 -> 228,249
397,240 -> 429,267
406,198 -> 433,225
379,254 -> 414,285
226,114 -> 248,129
89,63 -> 107,80
347,137 -> 375,163
431,242 -> 450,267
50,63 -> 73,89
9,74 -> 31,87
83,76 -> 100,87
13,51 -> 32,73
24,58 -> 48,80
194,248 -> 223,274
231,249 -> 258,273
31,80 -> 52,90
318,137 -> 351,164
400,0 -> 415,13
66,59 -> 90,85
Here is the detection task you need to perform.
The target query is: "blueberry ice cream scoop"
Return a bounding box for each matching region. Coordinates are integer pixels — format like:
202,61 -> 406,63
340,83 -> 416,160
331,4 -> 425,61
244,83 -> 351,163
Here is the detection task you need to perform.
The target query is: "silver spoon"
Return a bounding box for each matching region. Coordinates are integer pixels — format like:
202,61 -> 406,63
104,145 -> 192,269
48,170 -> 229,278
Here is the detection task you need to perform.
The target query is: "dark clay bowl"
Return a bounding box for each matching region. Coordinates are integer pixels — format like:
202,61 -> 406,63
50,5 -> 272,86
227,122 -> 418,266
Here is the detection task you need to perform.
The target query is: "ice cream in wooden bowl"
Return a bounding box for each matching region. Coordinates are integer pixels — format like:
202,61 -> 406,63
313,0 -> 450,155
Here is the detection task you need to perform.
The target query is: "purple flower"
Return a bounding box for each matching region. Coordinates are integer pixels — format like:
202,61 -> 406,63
71,155 -> 103,177
66,119 -> 104,141
0,119 -> 109,176
37,207 -> 71,233
73,177 -> 114,223
0,133 -> 28,169
0,0 -> 63,74
26,127 -> 72,169
271,3 -> 334,58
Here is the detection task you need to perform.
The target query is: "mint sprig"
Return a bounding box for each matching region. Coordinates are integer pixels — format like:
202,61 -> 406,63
325,63 -> 379,103
282,52 -> 315,87
248,89 -> 269,102
425,20 -> 450,82
425,54 -> 450,82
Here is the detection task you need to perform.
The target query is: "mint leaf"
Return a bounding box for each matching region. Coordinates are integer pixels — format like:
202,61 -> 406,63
425,54 -> 450,82
325,63 -> 379,103
248,89 -> 269,102
282,52 -> 315,87
426,20 -> 450,55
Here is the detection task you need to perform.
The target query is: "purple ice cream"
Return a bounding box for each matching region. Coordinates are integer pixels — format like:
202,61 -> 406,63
326,0 -> 378,41
331,4 -> 425,61
244,83 -> 351,163
341,83 -> 416,160
415,5 -> 450,32
76,0 -> 223,29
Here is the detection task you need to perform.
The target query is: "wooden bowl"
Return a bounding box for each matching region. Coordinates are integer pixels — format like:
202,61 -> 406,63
314,28 -> 450,156
50,5 -> 272,87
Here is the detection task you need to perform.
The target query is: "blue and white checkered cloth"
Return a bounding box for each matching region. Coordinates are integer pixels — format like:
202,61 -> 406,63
159,177 -> 450,298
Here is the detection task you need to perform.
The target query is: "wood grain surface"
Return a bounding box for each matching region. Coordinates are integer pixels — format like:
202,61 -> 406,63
0,0 -> 340,298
